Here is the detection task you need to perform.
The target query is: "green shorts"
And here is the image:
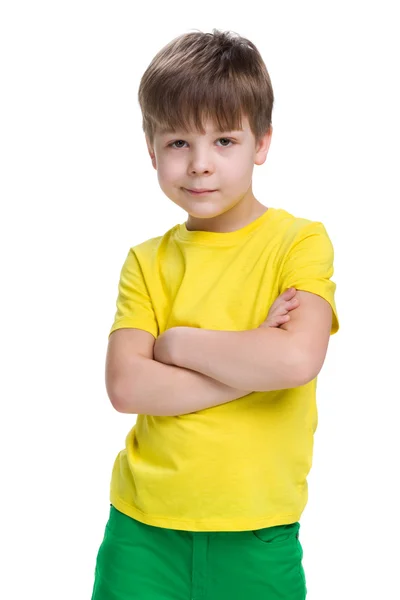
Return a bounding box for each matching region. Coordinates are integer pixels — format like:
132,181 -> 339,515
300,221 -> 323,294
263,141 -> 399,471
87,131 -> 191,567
91,505 -> 307,599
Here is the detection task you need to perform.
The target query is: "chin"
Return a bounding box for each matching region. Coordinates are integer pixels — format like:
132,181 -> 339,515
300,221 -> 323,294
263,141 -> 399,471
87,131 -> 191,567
187,208 -> 229,220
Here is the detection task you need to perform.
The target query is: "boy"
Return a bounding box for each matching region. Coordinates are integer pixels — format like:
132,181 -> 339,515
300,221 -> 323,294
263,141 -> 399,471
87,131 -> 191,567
91,29 -> 339,600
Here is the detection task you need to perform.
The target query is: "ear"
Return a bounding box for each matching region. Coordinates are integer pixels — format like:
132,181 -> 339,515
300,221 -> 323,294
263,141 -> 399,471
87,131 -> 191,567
145,136 -> 157,170
254,126 -> 273,166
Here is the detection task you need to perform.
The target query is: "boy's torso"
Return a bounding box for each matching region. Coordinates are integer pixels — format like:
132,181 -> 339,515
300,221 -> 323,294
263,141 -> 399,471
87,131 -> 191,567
109,207 -> 321,531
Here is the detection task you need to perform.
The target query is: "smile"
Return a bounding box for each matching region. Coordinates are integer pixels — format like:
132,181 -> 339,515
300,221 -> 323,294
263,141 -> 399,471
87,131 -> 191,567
184,188 -> 217,196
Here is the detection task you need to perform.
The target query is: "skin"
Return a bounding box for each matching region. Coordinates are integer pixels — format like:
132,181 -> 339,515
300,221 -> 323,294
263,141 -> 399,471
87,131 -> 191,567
145,115 -> 273,233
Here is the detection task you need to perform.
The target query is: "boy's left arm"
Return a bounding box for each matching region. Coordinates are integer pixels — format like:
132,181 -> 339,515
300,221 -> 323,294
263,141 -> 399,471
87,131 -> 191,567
166,291 -> 333,391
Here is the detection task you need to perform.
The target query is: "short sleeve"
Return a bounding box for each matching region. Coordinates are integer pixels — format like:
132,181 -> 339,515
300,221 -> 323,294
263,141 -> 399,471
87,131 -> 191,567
109,248 -> 159,339
279,221 -> 340,335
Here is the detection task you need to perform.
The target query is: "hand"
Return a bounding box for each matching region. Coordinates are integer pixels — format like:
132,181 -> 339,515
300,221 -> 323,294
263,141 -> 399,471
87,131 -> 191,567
258,287 -> 300,329
153,328 -> 178,365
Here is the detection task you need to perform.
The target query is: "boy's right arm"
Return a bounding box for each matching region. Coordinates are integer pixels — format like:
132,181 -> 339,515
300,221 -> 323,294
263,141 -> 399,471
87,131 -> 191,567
106,328 -> 251,417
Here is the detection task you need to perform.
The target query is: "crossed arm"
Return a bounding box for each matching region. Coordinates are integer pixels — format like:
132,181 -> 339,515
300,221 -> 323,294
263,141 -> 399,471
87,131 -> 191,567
155,291 -> 333,392
112,291 -> 333,416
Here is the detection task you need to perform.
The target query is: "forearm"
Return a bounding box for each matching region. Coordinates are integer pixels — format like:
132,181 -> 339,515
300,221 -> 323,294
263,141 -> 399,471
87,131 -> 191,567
171,326 -> 306,392
115,356 -> 252,417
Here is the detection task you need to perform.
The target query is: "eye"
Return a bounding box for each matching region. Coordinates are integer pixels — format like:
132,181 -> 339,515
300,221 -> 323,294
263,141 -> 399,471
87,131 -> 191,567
217,138 -> 234,147
169,140 -> 187,149
168,138 -> 235,149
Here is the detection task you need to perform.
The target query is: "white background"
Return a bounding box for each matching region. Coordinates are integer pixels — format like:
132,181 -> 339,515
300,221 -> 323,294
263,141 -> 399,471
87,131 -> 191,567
1,1 -> 399,598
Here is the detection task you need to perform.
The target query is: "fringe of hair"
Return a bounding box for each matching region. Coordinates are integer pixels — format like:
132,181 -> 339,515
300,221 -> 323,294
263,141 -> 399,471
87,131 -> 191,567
138,29 -> 274,146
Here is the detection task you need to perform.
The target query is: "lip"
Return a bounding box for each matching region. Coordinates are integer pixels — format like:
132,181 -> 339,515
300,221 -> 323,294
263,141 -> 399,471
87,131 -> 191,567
184,188 -> 217,195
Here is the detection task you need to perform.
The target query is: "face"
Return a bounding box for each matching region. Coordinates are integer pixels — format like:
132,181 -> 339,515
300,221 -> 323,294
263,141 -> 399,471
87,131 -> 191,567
146,115 -> 272,231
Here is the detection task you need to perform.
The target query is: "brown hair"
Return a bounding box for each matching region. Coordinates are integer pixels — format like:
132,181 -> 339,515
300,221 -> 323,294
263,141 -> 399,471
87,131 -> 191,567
138,29 -> 274,147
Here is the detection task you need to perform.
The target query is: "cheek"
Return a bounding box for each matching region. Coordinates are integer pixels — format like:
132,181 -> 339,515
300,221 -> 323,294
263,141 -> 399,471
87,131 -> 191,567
157,158 -> 182,184
225,158 -> 250,180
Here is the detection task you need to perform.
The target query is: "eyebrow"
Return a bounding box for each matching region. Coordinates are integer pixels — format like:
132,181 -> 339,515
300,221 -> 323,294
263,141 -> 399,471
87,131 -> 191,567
159,128 -> 244,135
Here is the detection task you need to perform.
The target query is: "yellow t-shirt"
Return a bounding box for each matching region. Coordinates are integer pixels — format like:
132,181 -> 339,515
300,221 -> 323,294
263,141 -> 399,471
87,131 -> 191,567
108,207 -> 340,532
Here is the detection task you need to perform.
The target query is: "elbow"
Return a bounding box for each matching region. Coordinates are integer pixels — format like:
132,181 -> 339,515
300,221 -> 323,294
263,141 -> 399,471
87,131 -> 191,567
109,394 -> 128,413
110,393 -> 139,414
295,353 -> 322,386
106,376 -> 123,412
108,389 -> 127,413
107,381 -> 136,414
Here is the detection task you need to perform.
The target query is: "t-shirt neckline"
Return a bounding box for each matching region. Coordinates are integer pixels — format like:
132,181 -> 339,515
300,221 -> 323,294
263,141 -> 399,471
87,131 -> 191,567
176,207 -> 277,246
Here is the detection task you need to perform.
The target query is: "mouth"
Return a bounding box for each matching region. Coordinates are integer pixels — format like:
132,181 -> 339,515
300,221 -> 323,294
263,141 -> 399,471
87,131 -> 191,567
184,188 -> 217,196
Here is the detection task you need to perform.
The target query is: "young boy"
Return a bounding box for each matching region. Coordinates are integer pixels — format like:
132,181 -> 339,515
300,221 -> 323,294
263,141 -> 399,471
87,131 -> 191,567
91,29 -> 339,600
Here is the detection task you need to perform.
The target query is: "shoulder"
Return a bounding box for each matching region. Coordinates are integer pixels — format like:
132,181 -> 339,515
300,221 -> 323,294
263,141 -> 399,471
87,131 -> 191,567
127,223 -> 180,259
274,208 -> 333,249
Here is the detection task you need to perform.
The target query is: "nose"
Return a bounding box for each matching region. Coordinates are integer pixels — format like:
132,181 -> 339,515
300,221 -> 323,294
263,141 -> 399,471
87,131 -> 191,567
187,147 -> 215,176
